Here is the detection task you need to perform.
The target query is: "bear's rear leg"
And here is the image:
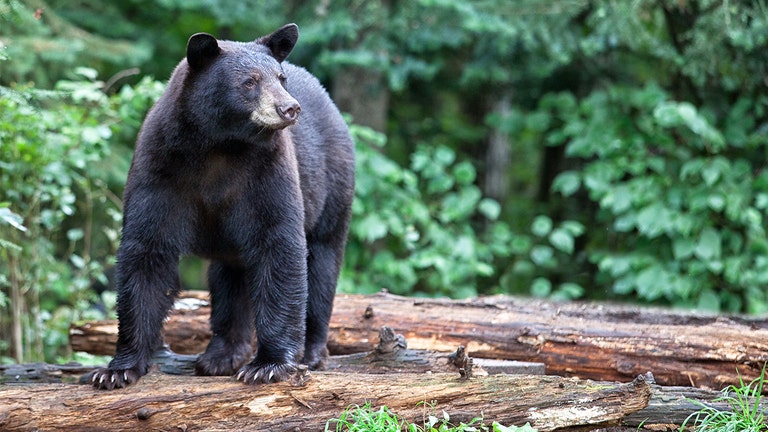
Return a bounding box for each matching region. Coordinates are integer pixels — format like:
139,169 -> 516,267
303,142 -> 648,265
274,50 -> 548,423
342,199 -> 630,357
195,262 -> 254,376
303,235 -> 347,370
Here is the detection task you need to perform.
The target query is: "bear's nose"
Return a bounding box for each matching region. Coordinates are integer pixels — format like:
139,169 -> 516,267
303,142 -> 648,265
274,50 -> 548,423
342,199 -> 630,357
278,102 -> 301,122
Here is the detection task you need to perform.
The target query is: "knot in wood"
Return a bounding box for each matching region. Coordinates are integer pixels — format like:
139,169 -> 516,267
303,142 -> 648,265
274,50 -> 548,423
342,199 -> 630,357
448,345 -> 473,379
137,407 -> 153,420
375,326 -> 407,354
289,364 -> 311,387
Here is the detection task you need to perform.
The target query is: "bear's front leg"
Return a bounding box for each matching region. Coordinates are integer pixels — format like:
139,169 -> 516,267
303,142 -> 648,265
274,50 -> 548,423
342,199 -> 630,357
91,241 -> 181,389
235,236 -> 308,385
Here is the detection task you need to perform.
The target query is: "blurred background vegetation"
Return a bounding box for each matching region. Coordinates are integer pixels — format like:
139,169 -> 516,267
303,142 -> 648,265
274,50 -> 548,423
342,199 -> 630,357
1,0 -> 767,364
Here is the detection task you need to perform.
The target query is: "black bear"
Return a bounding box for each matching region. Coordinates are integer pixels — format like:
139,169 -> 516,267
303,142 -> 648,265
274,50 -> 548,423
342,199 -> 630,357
91,23 -> 354,389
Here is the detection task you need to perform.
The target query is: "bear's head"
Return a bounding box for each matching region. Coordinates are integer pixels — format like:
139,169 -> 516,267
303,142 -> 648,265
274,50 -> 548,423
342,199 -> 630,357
182,24 -> 302,139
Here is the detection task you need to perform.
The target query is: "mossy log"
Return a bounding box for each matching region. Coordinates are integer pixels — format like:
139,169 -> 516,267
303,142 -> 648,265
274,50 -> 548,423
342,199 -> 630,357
70,291 -> 768,389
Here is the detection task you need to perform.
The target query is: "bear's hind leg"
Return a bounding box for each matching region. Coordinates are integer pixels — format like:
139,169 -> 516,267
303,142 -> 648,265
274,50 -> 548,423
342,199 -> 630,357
195,261 -> 254,376
302,235 -> 346,370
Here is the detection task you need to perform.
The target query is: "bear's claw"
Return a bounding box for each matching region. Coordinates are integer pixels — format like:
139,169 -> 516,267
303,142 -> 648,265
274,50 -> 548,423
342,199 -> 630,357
90,367 -> 141,390
235,362 -> 296,385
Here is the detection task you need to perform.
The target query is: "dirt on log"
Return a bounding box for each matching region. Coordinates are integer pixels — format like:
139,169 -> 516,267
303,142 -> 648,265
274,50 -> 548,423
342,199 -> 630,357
70,291 -> 768,389
0,370 -> 652,432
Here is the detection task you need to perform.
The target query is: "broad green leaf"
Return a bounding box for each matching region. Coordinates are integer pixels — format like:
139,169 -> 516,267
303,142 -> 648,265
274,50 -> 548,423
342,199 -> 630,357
706,194 -> 725,211
66,228 -> 84,242
635,265 -> 665,300
696,289 -> 721,312
561,220 -> 585,237
530,245 -> 554,267
452,161 -> 476,185
548,228 -> 574,254
701,163 -> 721,186
531,215 -> 553,237
531,278 -> 552,297
70,254 -> 86,269
552,171 -> 581,196
635,203 -> 670,238
355,214 -> 388,243
694,228 -> 721,261
673,237 -> 696,260
554,282 -> 584,300
613,275 -> 636,295
478,198 -> 501,220
0,207 -> 26,232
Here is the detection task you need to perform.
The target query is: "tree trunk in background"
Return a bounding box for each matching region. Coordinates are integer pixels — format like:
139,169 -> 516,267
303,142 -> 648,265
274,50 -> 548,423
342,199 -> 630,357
484,93 -> 512,202
9,255 -> 23,363
332,67 -> 389,133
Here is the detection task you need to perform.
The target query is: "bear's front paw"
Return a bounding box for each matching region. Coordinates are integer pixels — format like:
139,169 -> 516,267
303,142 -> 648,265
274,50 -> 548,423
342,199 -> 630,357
196,340 -> 252,376
235,361 -> 297,385
89,367 -> 142,390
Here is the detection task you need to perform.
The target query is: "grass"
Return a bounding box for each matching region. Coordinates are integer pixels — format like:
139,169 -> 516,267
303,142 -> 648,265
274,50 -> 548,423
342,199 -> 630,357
680,363 -> 768,431
324,401 -> 537,432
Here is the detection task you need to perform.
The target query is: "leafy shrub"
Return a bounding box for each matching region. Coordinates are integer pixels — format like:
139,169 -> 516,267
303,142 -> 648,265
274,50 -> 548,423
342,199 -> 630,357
0,70 -> 160,363
536,84 -> 768,312
341,123 -> 512,298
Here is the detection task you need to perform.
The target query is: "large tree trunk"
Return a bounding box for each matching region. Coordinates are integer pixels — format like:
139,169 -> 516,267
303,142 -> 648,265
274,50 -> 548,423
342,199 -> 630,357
0,370 -> 653,432
70,291 -> 768,389
332,67 -> 389,132
484,93 -> 512,202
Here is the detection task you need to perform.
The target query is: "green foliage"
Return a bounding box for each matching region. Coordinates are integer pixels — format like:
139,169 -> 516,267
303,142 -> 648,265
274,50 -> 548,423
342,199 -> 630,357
0,68 -> 158,362
680,364 -> 768,431
492,0 -> 768,311
497,214 -> 586,300
2,0 -> 768,363
533,82 -> 768,312
0,1 -> 152,88
341,124 -> 510,298
325,402 -> 534,432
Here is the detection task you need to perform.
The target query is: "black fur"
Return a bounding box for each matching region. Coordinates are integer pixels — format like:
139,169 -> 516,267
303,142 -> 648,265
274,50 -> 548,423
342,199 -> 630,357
91,23 -> 354,389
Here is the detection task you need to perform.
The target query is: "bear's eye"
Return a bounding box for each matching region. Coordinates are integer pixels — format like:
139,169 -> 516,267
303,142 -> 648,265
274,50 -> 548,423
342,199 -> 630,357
243,78 -> 257,89
278,73 -> 287,83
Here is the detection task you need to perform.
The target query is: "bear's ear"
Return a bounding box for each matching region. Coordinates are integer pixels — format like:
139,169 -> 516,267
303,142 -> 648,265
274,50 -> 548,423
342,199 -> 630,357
187,33 -> 221,70
259,23 -> 299,63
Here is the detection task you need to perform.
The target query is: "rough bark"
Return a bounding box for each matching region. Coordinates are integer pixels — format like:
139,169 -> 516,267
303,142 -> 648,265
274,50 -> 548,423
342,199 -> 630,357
6,365 -> 768,432
70,291 -> 768,389
8,329 -> 545,384
0,370 -> 652,432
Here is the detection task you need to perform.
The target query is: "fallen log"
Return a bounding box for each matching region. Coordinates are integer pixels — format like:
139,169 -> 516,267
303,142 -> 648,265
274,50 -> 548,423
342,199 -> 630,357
0,370 -> 652,432
6,327 -> 544,384
70,291 -> 768,389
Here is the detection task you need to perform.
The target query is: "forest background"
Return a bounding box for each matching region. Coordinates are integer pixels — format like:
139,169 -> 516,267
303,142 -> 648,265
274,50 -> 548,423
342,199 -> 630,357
0,0 -> 767,364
